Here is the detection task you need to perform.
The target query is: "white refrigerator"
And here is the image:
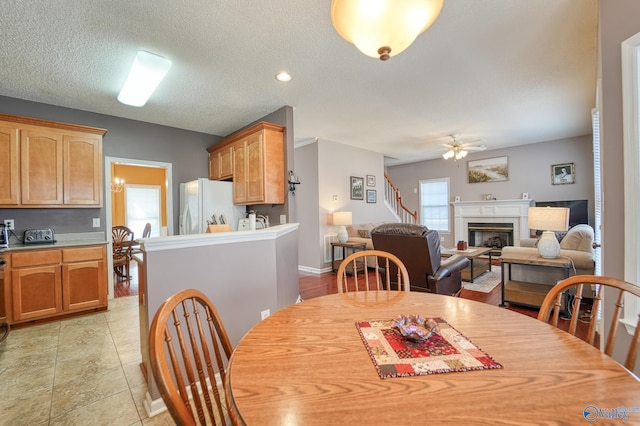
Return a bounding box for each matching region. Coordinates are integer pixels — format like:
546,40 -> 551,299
179,178 -> 246,234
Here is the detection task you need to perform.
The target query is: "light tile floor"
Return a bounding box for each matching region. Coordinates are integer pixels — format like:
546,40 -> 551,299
0,296 -> 176,426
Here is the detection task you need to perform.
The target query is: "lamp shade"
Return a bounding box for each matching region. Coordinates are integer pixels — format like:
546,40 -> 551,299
330,0 -> 444,60
333,211 -> 353,226
528,207 -> 570,232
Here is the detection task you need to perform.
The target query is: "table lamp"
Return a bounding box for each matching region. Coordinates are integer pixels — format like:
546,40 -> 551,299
333,211 -> 352,243
527,206 -> 570,258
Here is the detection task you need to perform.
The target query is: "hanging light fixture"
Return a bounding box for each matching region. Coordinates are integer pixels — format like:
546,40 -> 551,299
442,146 -> 468,161
330,0 -> 444,61
111,177 -> 125,193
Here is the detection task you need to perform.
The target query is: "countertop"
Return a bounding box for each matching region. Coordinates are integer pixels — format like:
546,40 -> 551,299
4,231 -> 107,252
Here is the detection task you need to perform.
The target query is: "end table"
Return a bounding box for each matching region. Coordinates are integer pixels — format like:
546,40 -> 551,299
331,241 -> 367,273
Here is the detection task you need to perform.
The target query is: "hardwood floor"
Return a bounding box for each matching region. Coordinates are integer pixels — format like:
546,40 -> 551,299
114,261 -> 139,298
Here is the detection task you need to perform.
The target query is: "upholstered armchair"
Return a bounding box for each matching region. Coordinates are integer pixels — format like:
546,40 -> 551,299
371,223 -> 470,295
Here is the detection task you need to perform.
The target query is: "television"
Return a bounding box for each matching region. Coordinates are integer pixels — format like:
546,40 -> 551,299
534,200 -> 589,228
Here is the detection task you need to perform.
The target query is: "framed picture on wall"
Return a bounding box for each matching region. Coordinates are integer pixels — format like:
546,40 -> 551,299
350,176 -> 364,200
366,190 -> 377,203
468,156 -> 509,183
551,163 -> 575,185
367,175 -> 376,186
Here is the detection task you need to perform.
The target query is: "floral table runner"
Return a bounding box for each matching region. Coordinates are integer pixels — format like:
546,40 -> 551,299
355,317 -> 503,379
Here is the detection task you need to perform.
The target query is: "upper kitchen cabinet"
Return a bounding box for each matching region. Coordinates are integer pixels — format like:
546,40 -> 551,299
0,113 -> 106,208
208,121 -> 285,205
0,123 -> 20,205
208,145 -> 233,181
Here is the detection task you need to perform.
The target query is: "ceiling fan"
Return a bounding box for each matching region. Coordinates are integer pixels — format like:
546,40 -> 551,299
441,133 -> 487,161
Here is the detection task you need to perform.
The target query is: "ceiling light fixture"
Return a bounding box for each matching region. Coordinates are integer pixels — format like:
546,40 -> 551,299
442,146 -> 468,161
330,0 -> 444,61
275,71 -> 292,82
117,51 -> 172,107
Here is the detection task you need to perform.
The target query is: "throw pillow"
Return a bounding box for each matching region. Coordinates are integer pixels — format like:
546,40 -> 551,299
358,229 -> 371,238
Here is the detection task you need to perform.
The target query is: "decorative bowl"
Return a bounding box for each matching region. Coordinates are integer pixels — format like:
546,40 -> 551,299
393,314 -> 440,342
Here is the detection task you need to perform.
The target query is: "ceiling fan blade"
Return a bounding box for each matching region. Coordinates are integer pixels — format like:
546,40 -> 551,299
464,145 -> 487,151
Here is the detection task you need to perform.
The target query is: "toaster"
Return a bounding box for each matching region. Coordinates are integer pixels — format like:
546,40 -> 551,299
23,228 -> 56,245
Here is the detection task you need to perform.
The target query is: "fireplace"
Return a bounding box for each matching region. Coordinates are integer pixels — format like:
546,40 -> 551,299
468,222 -> 514,255
452,199 -> 533,249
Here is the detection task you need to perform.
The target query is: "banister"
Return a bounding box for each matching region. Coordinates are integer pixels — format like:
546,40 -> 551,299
384,172 -> 418,224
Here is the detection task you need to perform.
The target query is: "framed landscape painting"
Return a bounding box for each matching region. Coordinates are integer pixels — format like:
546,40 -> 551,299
366,190 -> 377,203
468,156 -> 509,183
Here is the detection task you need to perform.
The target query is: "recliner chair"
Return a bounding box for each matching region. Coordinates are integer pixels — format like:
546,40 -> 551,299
371,223 -> 470,295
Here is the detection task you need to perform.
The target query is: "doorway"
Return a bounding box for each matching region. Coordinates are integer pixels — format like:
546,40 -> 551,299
105,156 -> 174,299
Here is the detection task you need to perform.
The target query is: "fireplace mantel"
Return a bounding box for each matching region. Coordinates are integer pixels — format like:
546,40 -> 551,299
451,199 -> 534,246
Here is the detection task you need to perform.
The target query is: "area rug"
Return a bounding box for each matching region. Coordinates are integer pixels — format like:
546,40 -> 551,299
355,317 -> 503,379
461,265 -> 501,293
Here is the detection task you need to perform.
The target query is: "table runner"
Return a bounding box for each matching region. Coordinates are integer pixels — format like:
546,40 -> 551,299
356,317 -> 502,379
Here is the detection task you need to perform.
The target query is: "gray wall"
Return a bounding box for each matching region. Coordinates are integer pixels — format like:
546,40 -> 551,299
294,141 -> 320,269
0,96 -> 295,235
599,0 -> 640,374
386,135 -> 595,248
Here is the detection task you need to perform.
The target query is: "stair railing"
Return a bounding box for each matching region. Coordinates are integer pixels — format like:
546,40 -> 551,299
384,172 -> 418,224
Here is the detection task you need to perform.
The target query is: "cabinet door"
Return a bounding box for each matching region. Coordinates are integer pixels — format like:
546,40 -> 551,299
64,134 -> 102,206
209,152 -> 221,180
62,259 -> 107,312
220,147 -> 233,179
233,141 -> 248,203
0,123 -> 20,205
20,128 -> 64,205
11,265 -> 62,321
246,133 -> 265,203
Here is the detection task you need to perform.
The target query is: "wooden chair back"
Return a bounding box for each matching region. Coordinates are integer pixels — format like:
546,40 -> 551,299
149,289 -> 234,426
336,249 -> 410,293
142,222 -> 152,238
112,225 -> 134,280
538,274 -> 640,371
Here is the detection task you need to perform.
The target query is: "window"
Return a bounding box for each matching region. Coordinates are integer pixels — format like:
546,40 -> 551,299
419,178 -> 450,232
124,185 -> 161,238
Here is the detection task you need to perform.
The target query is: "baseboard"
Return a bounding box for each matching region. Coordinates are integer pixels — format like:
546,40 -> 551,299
298,265 -> 333,274
143,391 -> 168,418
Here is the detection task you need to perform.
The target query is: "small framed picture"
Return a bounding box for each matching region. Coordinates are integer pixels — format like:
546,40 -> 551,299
350,176 -> 364,200
366,175 -> 376,187
551,163 -> 575,185
366,189 -> 377,203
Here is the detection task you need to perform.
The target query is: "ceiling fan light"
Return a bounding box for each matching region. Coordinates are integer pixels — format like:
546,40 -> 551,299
118,51 -> 172,107
442,150 -> 454,160
330,0 -> 444,60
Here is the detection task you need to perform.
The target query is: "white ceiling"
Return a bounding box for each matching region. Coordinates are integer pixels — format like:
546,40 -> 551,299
0,0 -> 598,166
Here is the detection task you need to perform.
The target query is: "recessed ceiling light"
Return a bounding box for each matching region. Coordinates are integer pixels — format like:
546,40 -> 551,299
118,51 -> 172,107
275,71 -> 292,82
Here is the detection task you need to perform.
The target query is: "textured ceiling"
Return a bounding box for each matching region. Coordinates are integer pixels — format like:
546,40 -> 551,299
0,0 -> 598,165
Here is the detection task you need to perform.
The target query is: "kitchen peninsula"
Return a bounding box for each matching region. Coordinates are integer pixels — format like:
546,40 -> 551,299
137,223 -> 299,416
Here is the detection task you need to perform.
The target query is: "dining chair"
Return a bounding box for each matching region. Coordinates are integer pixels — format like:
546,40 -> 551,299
142,222 -> 152,238
337,249 -> 410,293
112,225 -> 134,281
149,289 -> 234,426
538,274 -> 640,371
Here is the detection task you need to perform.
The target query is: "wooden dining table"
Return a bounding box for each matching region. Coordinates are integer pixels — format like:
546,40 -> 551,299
224,291 -> 640,425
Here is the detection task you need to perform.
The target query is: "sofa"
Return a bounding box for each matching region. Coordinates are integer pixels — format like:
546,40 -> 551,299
345,222 -> 386,267
500,224 -> 595,284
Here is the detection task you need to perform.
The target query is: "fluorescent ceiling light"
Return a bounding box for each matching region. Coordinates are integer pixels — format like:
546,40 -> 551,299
117,51 -> 172,107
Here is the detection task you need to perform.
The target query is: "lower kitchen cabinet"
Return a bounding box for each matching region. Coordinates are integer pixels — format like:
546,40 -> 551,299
8,245 -> 107,324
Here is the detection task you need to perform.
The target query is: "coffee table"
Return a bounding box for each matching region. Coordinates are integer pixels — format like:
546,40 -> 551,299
443,246 -> 492,282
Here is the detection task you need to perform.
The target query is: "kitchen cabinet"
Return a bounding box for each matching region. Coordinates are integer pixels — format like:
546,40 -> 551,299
208,145 -> 233,180
7,245 -> 107,324
207,121 -> 285,205
0,113 -> 106,208
0,123 -> 20,205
